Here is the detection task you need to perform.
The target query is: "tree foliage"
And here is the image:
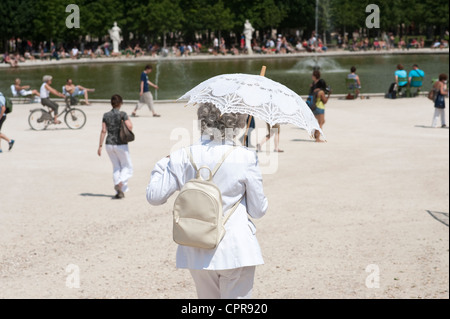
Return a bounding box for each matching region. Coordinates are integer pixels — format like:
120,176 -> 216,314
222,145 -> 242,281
0,0 -> 448,51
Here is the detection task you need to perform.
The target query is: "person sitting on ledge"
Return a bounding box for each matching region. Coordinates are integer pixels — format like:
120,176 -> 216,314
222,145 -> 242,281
13,78 -> 40,98
346,66 -> 361,99
2,52 -> 18,67
394,64 -> 408,96
64,79 -> 95,105
408,64 -> 425,96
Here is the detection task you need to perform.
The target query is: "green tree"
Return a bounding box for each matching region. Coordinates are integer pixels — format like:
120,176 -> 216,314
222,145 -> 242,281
226,0 -> 288,41
1,0 -> 448,51
181,0 -> 236,43
204,1 -> 236,39
83,0 -> 125,39
276,0 -> 316,38
420,0 -> 449,38
125,0 -> 156,42
377,0 -> 405,34
149,0 -> 184,47
331,0 -> 367,37
0,0 -> 36,51
180,0 -> 209,41
248,0 -> 287,30
319,0 -> 333,43
32,0 -> 67,42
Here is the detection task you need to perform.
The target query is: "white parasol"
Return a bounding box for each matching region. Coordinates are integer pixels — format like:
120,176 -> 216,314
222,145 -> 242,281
178,67 -> 324,140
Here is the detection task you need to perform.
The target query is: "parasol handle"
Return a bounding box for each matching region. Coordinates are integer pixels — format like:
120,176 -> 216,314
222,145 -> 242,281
244,66 -> 266,147
260,66 -> 267,76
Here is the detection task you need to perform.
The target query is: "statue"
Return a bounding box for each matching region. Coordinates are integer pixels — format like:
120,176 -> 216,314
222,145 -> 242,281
108,22 -> 122,54
243,20 -> 255,55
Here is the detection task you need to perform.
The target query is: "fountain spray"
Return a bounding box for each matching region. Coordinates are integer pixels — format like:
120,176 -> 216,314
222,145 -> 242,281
155,58 -> 161,100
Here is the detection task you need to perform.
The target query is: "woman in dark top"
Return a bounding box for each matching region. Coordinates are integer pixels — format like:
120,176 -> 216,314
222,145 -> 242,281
98,94 -> 134,199
431,73 -> 448,128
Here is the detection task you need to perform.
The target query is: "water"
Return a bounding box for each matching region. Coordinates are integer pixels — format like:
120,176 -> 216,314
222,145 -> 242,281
1,54 -> 448,100
287,56 -> 348,74
154,59 -> 161,100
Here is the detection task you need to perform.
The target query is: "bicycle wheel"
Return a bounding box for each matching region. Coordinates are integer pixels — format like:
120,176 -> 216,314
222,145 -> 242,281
28,109 -> 51,130
64,108 -> 86,129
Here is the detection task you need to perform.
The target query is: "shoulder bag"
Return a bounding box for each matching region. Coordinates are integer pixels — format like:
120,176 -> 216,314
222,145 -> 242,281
120,113 -> 135,143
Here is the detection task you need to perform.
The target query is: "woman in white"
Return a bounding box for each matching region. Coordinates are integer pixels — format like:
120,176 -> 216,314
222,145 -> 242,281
147,103 -> 268,299
98,94 -> 133,199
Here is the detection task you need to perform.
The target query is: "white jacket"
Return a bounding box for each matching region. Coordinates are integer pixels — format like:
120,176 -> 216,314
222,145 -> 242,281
146,139 -> 268,270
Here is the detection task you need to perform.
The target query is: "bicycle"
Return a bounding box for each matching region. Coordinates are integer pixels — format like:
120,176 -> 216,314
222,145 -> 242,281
28,97 -> 86,130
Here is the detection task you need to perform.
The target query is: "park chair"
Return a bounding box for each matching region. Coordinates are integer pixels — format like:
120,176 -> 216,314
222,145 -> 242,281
10,84 -> 34,103
431,78 -> 438,86
397,77 -> 408,97
345,78 -> 359,99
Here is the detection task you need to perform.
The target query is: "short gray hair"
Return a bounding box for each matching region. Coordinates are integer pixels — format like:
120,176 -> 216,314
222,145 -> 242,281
42,75 -> 53,82
197,103 -> 247,141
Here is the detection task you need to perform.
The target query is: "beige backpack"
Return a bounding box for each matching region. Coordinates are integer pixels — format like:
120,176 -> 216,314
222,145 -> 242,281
173,146 -> 244,249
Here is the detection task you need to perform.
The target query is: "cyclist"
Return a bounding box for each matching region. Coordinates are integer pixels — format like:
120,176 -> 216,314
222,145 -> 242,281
40,75 -> 66,124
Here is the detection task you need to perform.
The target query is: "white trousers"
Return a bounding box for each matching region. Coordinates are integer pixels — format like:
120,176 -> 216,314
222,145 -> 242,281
431,108 -> 446,127
105,144 -> 133,192
189,266 -> 256,299
137,92 -> 154,112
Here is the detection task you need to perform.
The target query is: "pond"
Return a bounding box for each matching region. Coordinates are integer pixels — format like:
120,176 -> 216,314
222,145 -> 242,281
1,54 -> 448,101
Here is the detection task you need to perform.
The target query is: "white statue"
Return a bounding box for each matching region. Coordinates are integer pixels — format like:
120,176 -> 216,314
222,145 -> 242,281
108,22 -> 122,54
243,20 -> 255,55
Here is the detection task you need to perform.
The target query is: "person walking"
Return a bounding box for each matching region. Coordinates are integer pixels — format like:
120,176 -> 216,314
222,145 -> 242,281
309,70 -> 330,142
256,123 -> 283,152
431,73 -> 448,128
40,75 -> 66,124
131,65 -> 160,117
240,115 -> 255,147
98,94 -> 134,199
0,92 -> 15,153
147,102 -> 268,299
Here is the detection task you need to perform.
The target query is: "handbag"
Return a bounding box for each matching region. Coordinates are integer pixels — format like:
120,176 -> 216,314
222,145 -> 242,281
120,114 -> 135,143
428,88 -> 437,102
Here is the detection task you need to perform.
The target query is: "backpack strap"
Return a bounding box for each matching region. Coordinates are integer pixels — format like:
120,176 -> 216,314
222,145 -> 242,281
185,145 -> 244,224
186,147 -> 199,171
211,146 -> 237,177
223,193 -> 245,225
186,145 -> 237,177
212,146 -> 243,224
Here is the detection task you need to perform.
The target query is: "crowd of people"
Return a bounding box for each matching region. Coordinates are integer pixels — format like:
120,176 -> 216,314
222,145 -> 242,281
2,31 -> 449,68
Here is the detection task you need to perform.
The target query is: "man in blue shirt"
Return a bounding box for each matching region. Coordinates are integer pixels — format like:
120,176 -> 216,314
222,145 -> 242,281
131,65 -> 160,117
0,92 -> 15,153
408,64 -> 425,87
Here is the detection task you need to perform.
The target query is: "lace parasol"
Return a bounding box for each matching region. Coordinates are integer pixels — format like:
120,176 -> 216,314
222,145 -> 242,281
178,73 -> 323,139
